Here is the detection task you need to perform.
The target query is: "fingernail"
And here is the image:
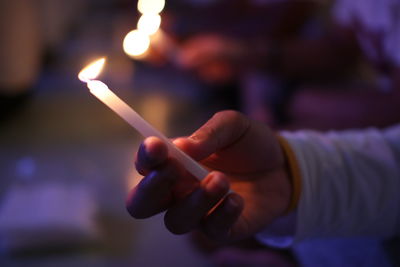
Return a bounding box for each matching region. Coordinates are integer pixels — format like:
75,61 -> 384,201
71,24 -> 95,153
141,138 -> 158,162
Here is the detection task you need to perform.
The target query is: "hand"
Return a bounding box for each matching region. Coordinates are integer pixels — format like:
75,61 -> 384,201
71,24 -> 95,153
177,35 -> 244,84
126,110 -> 292,241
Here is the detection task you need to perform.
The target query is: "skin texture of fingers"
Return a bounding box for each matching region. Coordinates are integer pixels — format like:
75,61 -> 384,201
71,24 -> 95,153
135,137 -> 168,176
202,193 -> 244,240
173,110 -> 250,161
164,172 -> 230,235
174,110 -> 291,239
174,110 -> 284,174
126,159 -> 182,219
128,111 -> 292,241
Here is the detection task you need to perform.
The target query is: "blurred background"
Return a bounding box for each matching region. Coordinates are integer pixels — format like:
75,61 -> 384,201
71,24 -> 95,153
0,0 -> 399,266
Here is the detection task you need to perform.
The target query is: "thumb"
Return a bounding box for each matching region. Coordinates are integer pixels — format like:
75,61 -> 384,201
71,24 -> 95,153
173,111 -> 250,161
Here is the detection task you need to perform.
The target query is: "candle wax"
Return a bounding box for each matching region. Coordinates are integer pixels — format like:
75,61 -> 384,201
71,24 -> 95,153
87,80 -> 209,180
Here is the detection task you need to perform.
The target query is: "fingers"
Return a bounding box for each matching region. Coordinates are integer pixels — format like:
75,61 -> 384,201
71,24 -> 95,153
173,110 -> 250,161
164,171 -> 243,239
128,136 -> 183,219
126,159 -> 182,219
202,193 -> 244,240
164,171 -> 230,234
129,135 -> 245,240
135,136 -> 169,175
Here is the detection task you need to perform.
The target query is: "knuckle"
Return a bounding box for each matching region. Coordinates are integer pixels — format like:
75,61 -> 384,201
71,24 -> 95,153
214,110 -> 249,134
202,125 -> 218,140
215,110 -> 243,122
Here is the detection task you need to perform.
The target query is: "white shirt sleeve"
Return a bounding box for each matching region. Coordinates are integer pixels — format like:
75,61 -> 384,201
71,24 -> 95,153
282,125 -> 400,242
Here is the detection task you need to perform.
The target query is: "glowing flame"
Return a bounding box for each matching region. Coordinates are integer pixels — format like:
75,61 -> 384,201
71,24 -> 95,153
123,30 -> 151,58
137,13 -> 161,36
137,0 -> 165,14
78,58 -> 106,82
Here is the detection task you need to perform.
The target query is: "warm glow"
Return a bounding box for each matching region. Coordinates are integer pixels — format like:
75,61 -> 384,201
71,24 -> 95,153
78,58 -> 106,82
137,13 -> 161,36
123,30 -> 151,58
86,80 -> 115,105
137,0 -> 165,14
87,80 -> 109,95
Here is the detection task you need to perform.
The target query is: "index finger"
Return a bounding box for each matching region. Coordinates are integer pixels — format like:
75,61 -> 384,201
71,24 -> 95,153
173,110 -> 250,161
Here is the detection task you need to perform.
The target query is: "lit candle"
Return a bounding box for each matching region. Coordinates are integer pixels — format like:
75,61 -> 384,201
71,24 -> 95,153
78,58 -> 208,180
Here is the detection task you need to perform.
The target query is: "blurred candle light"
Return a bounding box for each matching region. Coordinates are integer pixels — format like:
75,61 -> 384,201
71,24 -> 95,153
137,13 -> 161,36
78,58 -> 208,181
137,0 -> 165,15
78,57 -> 105,82
123,0 -> 170,59
123,30 -> 151,58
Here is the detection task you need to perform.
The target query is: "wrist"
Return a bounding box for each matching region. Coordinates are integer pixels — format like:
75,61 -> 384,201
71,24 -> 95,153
276,135 -> 302,213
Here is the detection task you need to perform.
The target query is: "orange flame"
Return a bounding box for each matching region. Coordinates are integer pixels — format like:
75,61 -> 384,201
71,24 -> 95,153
78,58 -> 106,82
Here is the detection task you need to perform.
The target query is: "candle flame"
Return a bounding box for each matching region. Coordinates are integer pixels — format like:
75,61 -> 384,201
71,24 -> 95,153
137,0 -> 165,14
78,58 -> 106,82
137,13 -> 161,36
123,30 -> 151,58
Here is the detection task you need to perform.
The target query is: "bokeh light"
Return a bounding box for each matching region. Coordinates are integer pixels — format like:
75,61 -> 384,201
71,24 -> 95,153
137,0 -> 165,15
123,30 -> 151,58
137,13 -> 161,36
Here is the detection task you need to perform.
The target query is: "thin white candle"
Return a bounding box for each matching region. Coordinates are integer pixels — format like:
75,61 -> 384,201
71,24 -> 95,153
79,59 -> 208,180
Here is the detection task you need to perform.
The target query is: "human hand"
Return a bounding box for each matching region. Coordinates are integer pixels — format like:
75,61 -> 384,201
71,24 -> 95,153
177,35 -> 244,84
126,110 -> 292,241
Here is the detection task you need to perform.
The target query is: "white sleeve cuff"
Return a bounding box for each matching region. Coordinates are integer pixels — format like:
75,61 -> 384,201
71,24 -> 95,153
282,128 -> 400,241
